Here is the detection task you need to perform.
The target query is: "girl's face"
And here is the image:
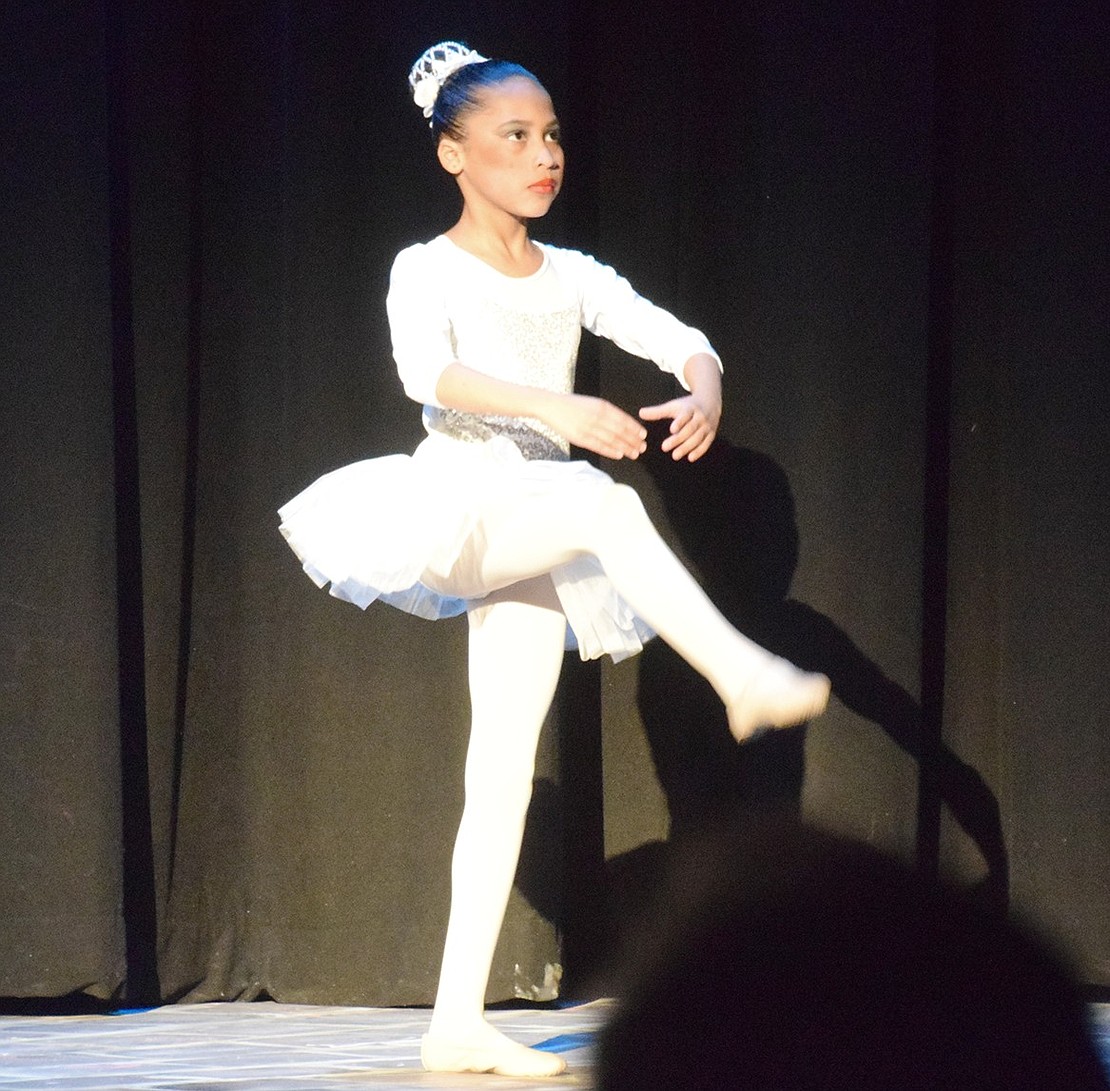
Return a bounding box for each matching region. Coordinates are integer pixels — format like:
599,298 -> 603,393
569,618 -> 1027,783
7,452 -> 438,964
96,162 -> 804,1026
438,76 -> 563,222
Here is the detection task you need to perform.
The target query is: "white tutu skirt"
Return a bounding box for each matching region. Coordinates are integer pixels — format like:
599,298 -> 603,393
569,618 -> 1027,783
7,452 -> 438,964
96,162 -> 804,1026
278,432 -> 654,662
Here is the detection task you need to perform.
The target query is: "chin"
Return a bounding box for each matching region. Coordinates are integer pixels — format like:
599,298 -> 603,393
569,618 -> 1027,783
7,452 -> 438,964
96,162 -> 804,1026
523,197 -> 558,219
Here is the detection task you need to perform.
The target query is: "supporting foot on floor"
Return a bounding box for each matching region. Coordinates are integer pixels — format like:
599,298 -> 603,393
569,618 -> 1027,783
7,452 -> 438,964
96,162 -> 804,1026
421,1028 -> 567,1077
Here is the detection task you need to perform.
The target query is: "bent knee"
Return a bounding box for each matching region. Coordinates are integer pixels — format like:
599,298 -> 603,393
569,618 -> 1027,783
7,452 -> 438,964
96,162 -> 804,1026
595,481 -> 650,533
608,481 -> 646,512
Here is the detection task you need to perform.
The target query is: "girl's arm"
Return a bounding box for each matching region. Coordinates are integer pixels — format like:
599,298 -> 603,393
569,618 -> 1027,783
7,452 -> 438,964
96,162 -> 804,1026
435,362 -> 648,460
568,251 -> 723,462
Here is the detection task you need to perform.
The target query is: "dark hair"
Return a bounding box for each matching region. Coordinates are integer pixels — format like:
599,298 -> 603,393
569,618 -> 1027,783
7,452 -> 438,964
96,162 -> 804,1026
432,59 -> 543,141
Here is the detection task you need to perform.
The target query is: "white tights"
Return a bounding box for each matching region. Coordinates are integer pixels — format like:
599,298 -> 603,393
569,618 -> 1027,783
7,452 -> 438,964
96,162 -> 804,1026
433,477 -> 774,707
423,477 -> 827,1071
428,577 -> 566,1046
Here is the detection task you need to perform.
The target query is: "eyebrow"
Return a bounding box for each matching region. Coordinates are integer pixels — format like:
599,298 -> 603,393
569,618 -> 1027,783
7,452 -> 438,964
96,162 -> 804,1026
496,118 -> 560,128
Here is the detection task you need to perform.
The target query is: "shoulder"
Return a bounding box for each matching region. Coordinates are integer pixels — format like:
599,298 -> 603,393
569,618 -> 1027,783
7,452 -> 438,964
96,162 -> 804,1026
388,238 -> 460,312
535,243 -> 622,285
536,242 -> 601,269
390,236 -> 453,278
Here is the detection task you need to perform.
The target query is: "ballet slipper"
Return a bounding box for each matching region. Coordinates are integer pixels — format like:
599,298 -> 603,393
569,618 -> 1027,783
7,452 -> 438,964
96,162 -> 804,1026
726,657 -> 831,742
421,1031 -> 568,1077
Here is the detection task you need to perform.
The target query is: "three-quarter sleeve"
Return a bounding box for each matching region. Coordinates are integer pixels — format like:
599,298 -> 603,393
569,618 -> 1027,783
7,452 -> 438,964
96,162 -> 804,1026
386,244 -> 457,407
558,249 -> 722,389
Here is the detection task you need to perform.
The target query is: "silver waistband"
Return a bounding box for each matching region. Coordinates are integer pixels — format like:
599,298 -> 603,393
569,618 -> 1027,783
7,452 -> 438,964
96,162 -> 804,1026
431,409 -> 569,462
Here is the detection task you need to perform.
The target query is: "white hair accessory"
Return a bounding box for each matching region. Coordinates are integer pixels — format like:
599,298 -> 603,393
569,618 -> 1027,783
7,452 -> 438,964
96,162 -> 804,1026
409,41 -> 490,119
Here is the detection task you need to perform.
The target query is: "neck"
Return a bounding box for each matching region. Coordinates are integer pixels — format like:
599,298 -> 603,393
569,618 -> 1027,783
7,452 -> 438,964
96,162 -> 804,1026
446,203 -> 533,263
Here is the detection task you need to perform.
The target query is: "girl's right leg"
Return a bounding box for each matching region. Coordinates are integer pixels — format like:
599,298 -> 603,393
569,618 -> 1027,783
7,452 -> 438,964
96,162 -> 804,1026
422,576 -> 569,1078
437,476 -> 829,741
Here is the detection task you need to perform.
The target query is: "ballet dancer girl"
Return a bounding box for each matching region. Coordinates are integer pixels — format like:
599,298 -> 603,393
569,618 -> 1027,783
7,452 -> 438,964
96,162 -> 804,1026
278,41 -> 830,1078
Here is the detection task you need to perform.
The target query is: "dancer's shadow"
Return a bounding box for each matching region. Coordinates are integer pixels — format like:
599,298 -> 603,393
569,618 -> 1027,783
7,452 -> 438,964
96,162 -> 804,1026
606,429 -> 1009,943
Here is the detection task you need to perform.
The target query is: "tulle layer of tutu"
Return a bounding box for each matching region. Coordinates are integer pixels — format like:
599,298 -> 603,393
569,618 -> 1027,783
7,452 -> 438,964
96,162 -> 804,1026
277,432 -> 654,662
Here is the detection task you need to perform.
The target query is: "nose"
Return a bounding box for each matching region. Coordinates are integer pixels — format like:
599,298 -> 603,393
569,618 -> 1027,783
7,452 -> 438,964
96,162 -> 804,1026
536,140 -> 559,169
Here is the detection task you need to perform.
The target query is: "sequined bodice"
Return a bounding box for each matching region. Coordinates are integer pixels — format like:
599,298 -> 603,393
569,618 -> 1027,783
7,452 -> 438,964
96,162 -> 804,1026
389,236 -> 719,463
426,296 -> 582,461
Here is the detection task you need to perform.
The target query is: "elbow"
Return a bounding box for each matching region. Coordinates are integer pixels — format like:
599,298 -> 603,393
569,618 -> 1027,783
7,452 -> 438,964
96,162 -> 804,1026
401,377 -> 436,406
396,362 -> 448,408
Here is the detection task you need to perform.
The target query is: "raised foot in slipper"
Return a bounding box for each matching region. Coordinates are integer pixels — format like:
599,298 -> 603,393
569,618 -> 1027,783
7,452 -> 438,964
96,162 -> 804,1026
726,657 -> 831,742
421,1031 -> 567,1077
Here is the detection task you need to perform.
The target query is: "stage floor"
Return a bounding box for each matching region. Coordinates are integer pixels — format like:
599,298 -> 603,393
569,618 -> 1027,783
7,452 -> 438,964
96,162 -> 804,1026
0,1001 -> 606,1089
1,999 -> 1108,1089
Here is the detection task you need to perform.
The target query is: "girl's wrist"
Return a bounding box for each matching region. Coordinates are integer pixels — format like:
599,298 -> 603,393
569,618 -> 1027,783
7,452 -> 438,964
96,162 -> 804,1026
530,388 -> 565,428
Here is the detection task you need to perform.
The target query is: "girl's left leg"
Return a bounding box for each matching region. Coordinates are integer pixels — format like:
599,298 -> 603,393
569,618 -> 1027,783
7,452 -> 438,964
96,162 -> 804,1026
422,576 -> 569,1078
431,477 -> 829,741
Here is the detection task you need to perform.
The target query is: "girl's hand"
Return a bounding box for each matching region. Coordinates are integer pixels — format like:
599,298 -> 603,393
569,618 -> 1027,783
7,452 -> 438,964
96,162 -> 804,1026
542,393 -> 648,459
639,391 -> 721,462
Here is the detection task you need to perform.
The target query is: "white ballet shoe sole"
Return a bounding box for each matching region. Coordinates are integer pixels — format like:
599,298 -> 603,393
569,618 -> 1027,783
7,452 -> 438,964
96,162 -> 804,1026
420,1033 -> 568,1077
727,660 -> 831,742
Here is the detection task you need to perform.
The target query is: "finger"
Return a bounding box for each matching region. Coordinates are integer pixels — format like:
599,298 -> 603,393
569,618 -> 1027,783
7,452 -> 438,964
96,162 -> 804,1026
660,411 -> 700,451
606,436 -> 645,459
594,438 -> 642,460
668,432 -> 701,460
669,422 -> 714,461
614,422 -> 648,455
678,427 -> 716,462
657,417 -> 692,452
684,433 -> 714,462
607,404 -> 648,438
584,404 -> 646,458
668,407 -> 694,435
638,399 -> 683,422
602,423 -> 647,460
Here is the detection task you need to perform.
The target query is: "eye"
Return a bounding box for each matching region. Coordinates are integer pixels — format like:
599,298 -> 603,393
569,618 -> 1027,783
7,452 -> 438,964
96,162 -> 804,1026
545,128 -> 562,144
506,129 -> 527,141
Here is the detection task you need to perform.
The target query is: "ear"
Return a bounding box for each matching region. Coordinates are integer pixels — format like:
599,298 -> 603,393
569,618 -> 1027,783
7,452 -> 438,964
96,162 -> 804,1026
437,137 -> 464,176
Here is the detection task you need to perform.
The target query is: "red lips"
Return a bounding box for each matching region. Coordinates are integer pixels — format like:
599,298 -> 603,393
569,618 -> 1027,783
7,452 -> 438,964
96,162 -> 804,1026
529,180 -> 557,194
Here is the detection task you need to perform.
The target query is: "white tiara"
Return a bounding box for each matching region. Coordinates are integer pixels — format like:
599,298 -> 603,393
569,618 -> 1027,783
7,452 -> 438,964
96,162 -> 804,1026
408,41 -> 489,119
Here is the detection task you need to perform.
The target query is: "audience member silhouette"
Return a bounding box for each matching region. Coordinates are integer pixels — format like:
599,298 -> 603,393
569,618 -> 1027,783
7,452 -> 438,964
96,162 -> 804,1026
598,817 -> 1107,1091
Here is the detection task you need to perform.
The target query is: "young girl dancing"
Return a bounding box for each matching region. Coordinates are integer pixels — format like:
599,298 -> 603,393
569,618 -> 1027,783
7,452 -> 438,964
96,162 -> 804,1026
279,41 -> 831,1078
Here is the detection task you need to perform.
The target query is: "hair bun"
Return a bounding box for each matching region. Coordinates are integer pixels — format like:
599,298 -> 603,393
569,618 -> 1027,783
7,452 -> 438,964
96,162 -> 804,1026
408,41 -> 489,118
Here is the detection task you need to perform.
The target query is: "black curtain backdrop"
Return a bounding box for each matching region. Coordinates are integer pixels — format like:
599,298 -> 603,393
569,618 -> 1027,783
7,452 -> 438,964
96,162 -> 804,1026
1,0 -> 1106,1007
